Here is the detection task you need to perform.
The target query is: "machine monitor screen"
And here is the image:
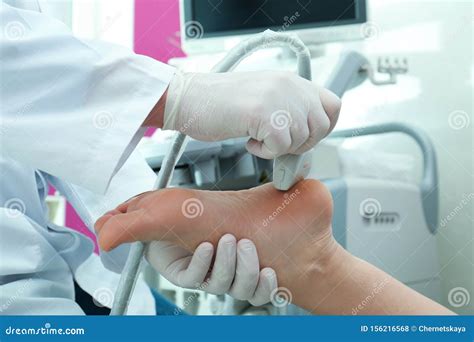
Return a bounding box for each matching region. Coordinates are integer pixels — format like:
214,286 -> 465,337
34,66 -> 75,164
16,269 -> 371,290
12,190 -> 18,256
183,0 -> 367,39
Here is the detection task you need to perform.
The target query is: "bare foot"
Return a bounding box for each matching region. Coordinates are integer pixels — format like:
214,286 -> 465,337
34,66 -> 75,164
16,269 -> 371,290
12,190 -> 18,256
95,179 -> 336,300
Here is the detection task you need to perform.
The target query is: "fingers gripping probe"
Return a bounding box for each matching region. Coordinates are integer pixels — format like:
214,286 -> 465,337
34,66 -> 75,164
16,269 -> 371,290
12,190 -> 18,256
111,30 -> 312,315
213,30 -> 313,191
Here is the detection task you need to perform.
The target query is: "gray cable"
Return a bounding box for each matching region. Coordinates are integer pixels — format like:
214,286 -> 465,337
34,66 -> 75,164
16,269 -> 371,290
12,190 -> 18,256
110,30 -> 313,315
212,30 -> 313,191
111,31 -> 438,315
110,133 -> 188,315
213,29 -> 312,79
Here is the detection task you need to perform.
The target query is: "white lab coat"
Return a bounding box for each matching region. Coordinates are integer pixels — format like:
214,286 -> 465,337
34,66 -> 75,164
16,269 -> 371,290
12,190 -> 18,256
0,0 -> 175,314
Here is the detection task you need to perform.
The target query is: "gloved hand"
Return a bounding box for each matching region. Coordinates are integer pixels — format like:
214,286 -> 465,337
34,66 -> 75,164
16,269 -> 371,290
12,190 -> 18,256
145,234 -> 277,306
163,71 -> 341,159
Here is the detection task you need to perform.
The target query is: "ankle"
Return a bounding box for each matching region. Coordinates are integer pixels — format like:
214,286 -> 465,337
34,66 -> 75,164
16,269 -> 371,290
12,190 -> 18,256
308,230 -> 342,275
288,234 -> 352,312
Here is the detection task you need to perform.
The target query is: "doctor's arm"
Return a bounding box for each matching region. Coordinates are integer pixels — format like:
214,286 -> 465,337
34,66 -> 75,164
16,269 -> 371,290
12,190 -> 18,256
1,2 -> 341,194
1,3 -> 276,304
1,2 -> 173,194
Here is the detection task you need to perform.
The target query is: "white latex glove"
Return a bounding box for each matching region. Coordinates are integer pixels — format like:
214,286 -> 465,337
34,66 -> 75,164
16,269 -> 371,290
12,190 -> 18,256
145,234 -> 277,306
163,71 -> 341,159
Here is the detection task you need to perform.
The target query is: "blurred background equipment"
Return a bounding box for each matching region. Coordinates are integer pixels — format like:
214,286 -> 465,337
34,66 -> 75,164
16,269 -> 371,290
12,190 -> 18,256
64,0 -> 472,315
180,0 -> 368,55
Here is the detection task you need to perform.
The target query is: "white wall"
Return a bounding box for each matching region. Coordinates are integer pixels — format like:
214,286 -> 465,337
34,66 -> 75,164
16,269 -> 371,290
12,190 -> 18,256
72,0 -> 134,48
336,0 -> 473,314
67,0 -> 473,314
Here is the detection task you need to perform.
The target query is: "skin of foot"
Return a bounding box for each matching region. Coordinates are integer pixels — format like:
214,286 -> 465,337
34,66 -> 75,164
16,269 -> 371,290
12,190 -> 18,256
95,179 -> 336,308
95,179 -> 453,315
